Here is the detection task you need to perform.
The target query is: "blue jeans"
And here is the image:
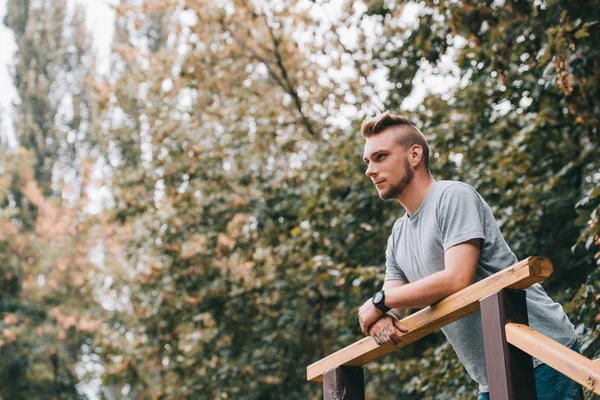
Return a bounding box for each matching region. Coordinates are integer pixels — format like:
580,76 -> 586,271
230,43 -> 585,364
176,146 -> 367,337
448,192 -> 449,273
478,342 -> 583,400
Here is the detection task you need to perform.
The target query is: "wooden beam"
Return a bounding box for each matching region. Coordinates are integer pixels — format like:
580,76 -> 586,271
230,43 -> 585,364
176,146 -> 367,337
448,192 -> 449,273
307,257 -> 552,382
480,289 -> 536,399
505,323 -> 600,395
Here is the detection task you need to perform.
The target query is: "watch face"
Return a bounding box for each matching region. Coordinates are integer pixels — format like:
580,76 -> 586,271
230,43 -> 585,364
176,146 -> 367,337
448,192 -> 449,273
373,292 -> 383,304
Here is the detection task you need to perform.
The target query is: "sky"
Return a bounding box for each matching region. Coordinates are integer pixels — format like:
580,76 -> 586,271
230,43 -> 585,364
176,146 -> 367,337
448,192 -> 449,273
0,0 -> 17,119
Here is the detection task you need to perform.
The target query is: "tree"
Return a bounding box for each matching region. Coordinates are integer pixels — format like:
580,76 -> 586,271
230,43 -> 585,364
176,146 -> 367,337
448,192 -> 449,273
89,0 -> 403,398
1,1 -> 101,398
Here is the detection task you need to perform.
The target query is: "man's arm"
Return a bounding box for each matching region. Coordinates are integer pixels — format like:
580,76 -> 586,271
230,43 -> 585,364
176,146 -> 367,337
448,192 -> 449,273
383,279 -> 406,318
385,238 -> 481,308
359,239 -> 480,335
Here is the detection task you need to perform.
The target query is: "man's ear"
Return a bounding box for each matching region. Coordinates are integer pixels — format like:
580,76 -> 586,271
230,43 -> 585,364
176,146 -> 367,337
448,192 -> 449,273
410,144 -> 423,167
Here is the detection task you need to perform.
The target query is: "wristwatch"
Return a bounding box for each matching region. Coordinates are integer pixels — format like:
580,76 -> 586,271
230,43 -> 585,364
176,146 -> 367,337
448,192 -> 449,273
372,290 -> 391,313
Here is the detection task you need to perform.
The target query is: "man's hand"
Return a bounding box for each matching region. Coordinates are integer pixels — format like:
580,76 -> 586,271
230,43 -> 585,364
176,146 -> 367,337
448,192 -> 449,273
369,314 -> 409,346
358,298 -> 382,335
357,298 -> 384,335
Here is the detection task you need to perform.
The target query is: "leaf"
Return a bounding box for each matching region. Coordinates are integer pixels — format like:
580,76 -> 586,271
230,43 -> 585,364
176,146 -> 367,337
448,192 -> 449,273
2,329 -> 16,343
574,28 -> 590,39
3,314 -> 18,325
586,235 -> 594,250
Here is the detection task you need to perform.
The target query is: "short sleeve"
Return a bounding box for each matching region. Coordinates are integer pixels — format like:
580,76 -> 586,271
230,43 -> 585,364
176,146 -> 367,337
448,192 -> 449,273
437,183 -> 486,250
384,228 -> 408,282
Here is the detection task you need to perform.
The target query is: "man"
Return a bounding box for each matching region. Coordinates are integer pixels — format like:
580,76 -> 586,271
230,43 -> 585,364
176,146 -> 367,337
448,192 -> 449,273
357,112 -> 581,399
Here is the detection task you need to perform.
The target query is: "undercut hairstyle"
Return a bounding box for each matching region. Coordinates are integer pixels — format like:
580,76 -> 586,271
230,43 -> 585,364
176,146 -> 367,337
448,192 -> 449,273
361,112 -> 430,170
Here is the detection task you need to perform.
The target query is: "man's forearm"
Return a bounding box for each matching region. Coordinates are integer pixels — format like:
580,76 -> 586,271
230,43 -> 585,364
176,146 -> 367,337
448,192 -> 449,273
384,269 -> 467,309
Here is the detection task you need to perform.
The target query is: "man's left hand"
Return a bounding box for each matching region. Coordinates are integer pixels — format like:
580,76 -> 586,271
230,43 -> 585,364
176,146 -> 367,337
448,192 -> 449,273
358,299 -> 384,335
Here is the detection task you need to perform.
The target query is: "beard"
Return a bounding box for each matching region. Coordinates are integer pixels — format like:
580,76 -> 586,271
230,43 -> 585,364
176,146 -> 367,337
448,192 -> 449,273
379,158 -> 414,200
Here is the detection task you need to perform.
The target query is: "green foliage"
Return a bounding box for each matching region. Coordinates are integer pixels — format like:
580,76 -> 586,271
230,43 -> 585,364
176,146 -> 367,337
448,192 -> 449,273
566,265 -> 600,358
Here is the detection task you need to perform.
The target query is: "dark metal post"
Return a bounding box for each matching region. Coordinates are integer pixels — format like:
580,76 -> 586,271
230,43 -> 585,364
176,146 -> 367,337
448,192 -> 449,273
480,289 -> 537,400
323,366 -> 365,400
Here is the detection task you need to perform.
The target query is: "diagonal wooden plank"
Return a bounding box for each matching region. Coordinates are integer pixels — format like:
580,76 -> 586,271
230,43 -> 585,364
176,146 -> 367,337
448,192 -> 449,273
505,323 -> 600,395
307,257 -> 552,382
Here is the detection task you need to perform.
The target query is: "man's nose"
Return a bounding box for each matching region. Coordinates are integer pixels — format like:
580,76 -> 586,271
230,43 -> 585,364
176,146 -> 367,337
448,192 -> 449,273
365,164 -> 376,178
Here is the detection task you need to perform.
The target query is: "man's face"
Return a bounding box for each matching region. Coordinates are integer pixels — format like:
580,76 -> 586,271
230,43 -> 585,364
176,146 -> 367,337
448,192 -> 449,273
363,129 -> 414,200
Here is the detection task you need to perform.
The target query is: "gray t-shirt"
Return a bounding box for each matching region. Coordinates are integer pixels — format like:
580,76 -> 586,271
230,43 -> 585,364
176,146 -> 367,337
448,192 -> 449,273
385,180 -> 576,392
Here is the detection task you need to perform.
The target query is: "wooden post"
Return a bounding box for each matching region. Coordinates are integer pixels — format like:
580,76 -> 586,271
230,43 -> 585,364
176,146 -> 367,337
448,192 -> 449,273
480,289 -> 537,400
323,366 -> 365,400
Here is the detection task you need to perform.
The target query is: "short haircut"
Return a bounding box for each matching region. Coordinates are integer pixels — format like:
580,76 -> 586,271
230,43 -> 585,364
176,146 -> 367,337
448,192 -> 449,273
361,112 -> 430,170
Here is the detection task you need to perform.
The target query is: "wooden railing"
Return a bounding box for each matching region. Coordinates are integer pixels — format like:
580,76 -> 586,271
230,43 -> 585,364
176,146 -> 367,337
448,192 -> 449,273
505,323 -> 600,392
307,257 -> 600,399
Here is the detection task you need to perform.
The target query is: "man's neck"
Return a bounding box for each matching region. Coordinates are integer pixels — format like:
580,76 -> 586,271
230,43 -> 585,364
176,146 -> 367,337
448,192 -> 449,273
398,173 -> 435,216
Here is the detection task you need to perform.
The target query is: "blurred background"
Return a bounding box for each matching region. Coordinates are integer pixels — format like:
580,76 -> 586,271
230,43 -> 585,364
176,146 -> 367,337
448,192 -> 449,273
0,0 -> 598,398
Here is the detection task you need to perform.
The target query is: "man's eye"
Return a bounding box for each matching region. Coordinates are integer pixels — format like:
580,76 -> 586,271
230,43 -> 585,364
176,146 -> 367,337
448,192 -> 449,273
377,154 -> 386,160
